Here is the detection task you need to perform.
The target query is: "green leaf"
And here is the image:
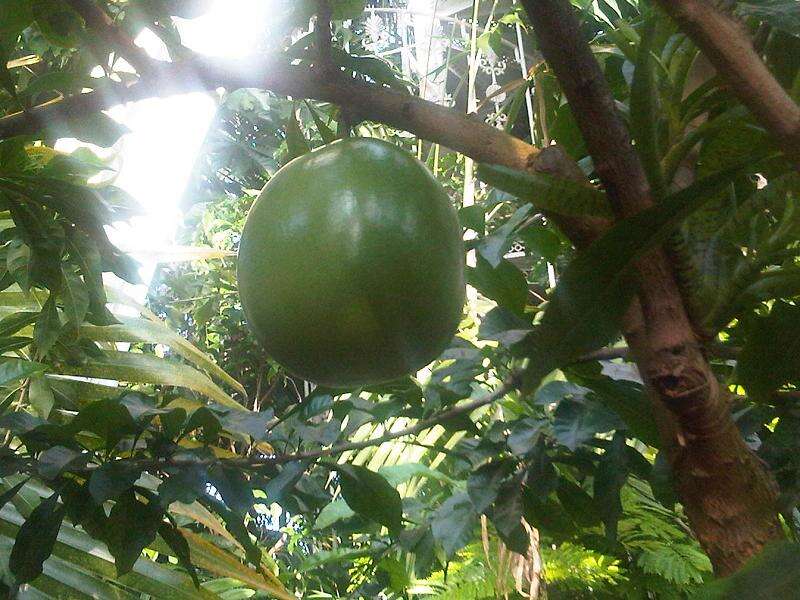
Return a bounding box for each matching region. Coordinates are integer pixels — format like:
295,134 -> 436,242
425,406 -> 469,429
285,106 -> 310,161
313,499 -> 355,530
490,478 -> 529,554
0,358 -> 45,387
104,491 -> 163,575
33,295 -> 62,357
519,163 -> 756,389
593,433 -> 628,541
60,267 -> 89,326
157,523 -> 199,588
467,459 -> 515,514
49,112 -> 130,147
0,0 -> 33,41
430,491 -> 477,558
0,479 -> 27,512
28,373 -> 54,418
467,255 -> 529,316
37,445 -> 81,479
629,17 -> 665,198
476,164 -> 612,218
89,461 -> 141,503
337,464 -> 403,534
0,311 -> 38,337
552,398 -> 625,450
737,301 -> 800,399
0,336 -> 31,353
10,492 -> 65,583
478,204 -> 533,267
697,541 -> 800,598
80,320 -> 246,397
65,397 -> 138,452
304,101 -> 337,144
57,351 -> 242,409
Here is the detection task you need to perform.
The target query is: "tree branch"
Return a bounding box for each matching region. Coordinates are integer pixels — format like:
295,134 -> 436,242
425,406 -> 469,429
64,375 -> 521,474
654,0 -> 800,165
0,56 -> 540,172
64,0 -> 156,76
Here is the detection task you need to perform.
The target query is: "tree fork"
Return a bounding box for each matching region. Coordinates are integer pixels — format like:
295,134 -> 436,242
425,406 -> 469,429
520,0 -> 783,574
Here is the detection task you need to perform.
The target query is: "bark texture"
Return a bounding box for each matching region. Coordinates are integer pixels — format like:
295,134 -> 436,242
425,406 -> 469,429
521,0 -> 783,575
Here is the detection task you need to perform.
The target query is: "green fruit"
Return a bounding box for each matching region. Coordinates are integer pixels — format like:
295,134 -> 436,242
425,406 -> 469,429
237,137 -> 465,387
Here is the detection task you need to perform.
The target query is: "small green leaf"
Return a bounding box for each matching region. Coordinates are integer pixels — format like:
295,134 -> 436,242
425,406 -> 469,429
33,295 -> 62,357
28,373 -> 54,418
467,255 -> 529,316
60,267 -> 89,326
338,464 -> 403,534
553,398 -> 624,450
158,523 -> 199,587
89,461 -> 141,503
313,499 -> 355,530
0,358 -> 45,387
9,492 -> 65,583
285,106 -> 310,161
37,445 -> 81,479
478,204 -> 533,267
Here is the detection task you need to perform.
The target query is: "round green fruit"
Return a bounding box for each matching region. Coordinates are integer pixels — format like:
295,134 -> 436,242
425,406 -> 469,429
237,137 -> 465,387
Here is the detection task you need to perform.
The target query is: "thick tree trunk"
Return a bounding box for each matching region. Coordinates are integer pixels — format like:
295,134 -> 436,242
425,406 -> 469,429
520,0 -> 784,575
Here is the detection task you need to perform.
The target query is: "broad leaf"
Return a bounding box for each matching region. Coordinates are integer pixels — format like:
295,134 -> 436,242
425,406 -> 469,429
338,464 -> 403,534
9,492 -> 65,583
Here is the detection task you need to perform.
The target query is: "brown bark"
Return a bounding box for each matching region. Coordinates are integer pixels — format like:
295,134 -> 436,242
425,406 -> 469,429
654,0 -> 800,166
520,0 -> 783,575
0,57 -> 539,171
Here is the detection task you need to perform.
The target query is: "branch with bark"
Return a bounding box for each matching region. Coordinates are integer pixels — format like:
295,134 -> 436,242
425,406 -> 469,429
520,0 -> 783,575
654,0 -> 800,165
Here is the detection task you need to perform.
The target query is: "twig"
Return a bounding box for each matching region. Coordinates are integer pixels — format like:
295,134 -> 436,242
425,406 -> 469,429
654,0 -> 800,165
266,374 -> 520,465
60,375 -> 521,475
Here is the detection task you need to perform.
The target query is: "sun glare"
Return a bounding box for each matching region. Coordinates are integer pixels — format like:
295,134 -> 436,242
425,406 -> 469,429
56,0 -> 269,302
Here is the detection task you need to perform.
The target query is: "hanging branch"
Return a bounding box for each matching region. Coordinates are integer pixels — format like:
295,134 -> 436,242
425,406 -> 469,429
519,0 -> 783,575
654,0 -> 800,166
